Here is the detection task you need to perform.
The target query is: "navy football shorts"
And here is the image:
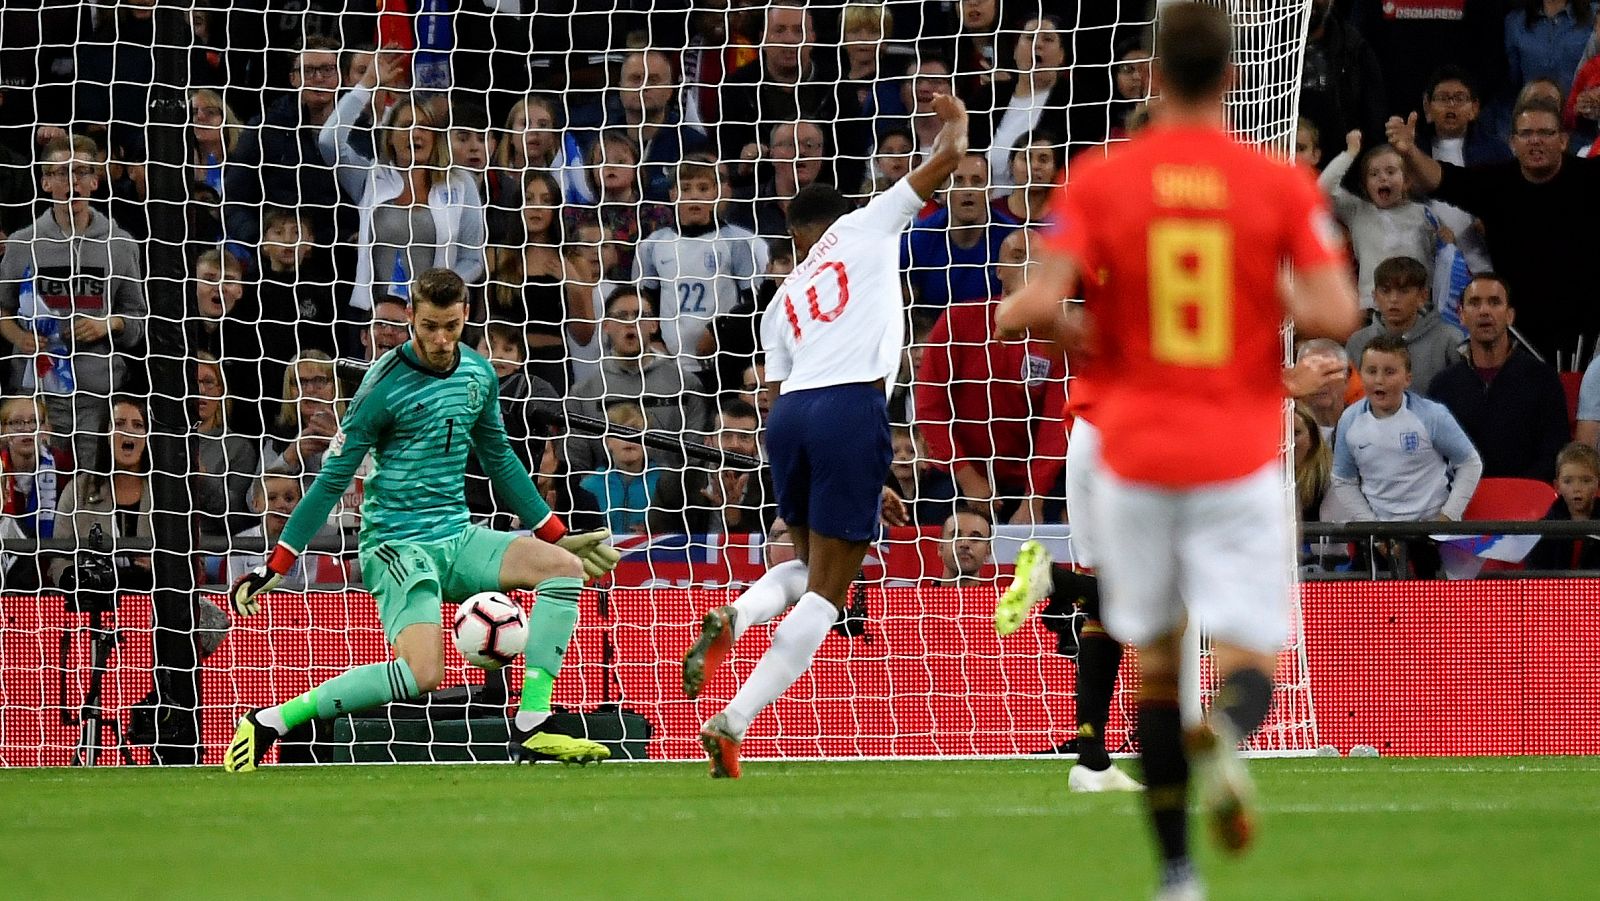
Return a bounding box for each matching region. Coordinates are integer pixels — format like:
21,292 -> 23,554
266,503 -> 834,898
765,382 -> 892,543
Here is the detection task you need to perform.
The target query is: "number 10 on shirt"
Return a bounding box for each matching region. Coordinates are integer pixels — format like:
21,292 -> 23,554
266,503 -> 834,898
782,261 -> 851,341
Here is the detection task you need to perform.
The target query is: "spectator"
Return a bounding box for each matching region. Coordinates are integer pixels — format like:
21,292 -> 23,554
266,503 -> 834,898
1347,0 -> 1503,125
227,469 -> 315,592
1427,274 -> 1570,481
264,350 -> 342,478
1564,31 -> 1600,143
560,221 -> 620,388
566,287 -> 710,476
1505,0 -> 1592,98
578,400 -> 674,536
1299,0 -> 1387,165
485,171 -> 570,391
0,135 -> 147,468
658,398 -> 774,535
1345,257 -> 1464,391
888,424 -> 958,527
935,506 -> 995,587
494,95 -> 567,179
902,153 -> 1016,316
1388,97 -> 1600,361
1294,401 -> 1335,521
993,133 -> 1063,226
257,206 -> 338,361
733,120 -> 828,239
637,157 -> 769,374
1577,351 -> 1600,448
1333,335 -> 1483,523
1295,118 -> 1323,172
0,395 -> 62,588
466,323 -> 558,530
319,53 -> 485,314
716,0 -> 869,196
735,359 -> 773,423
1526,441 -> 1600,570
223,36 -> 349,247
190,353 -> 260,540
915,228 -> 1068,523
862,127 -> 916,195
949,0 -> 1006,110
983,15 -> 1070,191
840,2 -> 910,136
1318,131 -> 1439,309
1416,66 -> 1511,168
442,99 -> 519,247
48,396 -> 154,593
535,440 -> 604,534
188,88 -> 241,197
569,49 -> 712,204
187,248 -> 266,426
901,58 -> 959,165
1297,338 -> 1355,441
563,129 -> 669,275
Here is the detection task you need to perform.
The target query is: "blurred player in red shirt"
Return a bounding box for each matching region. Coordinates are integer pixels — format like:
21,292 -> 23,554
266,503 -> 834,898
997,5 -> 1359,898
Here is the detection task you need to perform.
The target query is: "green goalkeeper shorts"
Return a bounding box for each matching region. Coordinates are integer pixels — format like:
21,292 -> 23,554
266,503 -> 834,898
360,525 -> 519,642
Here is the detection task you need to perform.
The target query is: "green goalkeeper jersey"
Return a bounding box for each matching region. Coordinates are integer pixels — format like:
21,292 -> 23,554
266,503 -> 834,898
277,343 -> 555,552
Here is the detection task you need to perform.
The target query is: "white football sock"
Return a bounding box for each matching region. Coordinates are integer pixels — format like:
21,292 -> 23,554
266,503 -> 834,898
722,591 -> 836,737
514,710 -> 550,731
256,706 -> 288,734
730,559 -> 809,640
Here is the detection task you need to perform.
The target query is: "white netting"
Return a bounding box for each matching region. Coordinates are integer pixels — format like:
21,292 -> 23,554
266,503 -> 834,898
0,0 -> 1313,766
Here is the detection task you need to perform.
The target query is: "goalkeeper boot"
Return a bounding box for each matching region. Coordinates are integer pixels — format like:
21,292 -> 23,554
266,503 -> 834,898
1187,721 -> 1256,855
223,709 -> 280,773
682,605 -> 737,699
1068,762 -> 1145,793
995,540 -> 1054,636
699,712 -> 742,779
509,719 -> 611,765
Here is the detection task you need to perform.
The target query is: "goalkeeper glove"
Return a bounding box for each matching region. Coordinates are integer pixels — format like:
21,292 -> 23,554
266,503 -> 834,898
556,529 -> 622,581
229,544 -> 296,616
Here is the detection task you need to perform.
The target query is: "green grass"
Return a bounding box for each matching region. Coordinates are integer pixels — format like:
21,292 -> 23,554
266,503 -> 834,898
1,757 -> 1595,900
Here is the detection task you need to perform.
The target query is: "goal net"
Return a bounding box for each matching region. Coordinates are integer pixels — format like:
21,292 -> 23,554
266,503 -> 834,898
0,0 -> 1316,766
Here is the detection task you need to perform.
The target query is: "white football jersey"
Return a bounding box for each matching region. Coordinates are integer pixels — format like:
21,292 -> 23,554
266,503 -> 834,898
760,179 -> 925,395
635,223 -> 769,366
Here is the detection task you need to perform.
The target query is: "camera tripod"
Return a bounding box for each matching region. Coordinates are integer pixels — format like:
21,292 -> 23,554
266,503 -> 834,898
58,607 -> 136,767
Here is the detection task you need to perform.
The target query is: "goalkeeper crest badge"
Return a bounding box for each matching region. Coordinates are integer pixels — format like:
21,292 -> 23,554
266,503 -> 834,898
467,377 -> 483,411
327,428 -> 346,459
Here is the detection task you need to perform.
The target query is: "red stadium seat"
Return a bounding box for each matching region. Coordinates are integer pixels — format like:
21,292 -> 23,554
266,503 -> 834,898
1462,477 -> 1556,522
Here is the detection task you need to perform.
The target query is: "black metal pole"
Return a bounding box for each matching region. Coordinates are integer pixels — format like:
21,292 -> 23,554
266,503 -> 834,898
145,1 -> 199,765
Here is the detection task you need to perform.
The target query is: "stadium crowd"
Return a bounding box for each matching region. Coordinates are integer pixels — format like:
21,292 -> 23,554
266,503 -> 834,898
1,0 -> 1599,587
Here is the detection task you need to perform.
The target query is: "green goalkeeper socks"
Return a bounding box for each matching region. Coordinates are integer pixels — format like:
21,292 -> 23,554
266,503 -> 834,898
517,576 -> 583,715
274,659 -> 422,732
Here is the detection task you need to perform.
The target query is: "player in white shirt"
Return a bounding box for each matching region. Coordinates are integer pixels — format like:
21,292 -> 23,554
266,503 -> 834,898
679,94 -> 971,779
635,157 -> 769,373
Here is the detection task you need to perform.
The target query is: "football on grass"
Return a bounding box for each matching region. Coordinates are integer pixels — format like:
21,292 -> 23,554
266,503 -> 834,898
452,592 -> 528,670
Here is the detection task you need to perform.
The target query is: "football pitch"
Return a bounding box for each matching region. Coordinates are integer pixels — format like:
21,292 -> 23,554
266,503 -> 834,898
1,757 -> 1594,900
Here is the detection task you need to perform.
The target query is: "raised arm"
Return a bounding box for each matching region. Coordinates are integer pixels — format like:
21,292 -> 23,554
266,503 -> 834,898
1386,112 -> 1443,195
904,95 -> 970,201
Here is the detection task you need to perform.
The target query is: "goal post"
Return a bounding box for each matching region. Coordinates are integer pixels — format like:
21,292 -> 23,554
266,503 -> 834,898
0,0 -> 1318,766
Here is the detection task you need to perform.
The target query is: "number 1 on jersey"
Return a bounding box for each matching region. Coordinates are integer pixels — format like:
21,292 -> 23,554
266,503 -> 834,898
1148,220 -> 1233,367
783,261 -> 850,340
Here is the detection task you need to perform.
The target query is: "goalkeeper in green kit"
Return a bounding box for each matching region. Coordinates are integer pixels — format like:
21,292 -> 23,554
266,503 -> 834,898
224,269 -> 622,772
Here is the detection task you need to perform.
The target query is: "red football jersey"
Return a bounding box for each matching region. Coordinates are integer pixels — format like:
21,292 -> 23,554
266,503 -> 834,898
1043,123 -> 1345,486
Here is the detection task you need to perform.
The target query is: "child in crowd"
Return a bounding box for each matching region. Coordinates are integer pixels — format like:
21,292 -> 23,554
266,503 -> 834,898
1332,335 -> 1483,575
1319,131 -> 1473,311
1344,257 -> 1464,392
1294,117 -> 1322,172
888,424 -> 958,527
635,156 -> 769,374
1527,442 -> 1600,570
229,469 -> 313,591
579,401 -> 667,536
258,206 -> 337,358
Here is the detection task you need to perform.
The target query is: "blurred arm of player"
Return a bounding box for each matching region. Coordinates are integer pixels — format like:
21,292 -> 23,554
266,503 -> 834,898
994,253 -> 1088,352
904,94 -> 970,200
1281,262 -> 1361,343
